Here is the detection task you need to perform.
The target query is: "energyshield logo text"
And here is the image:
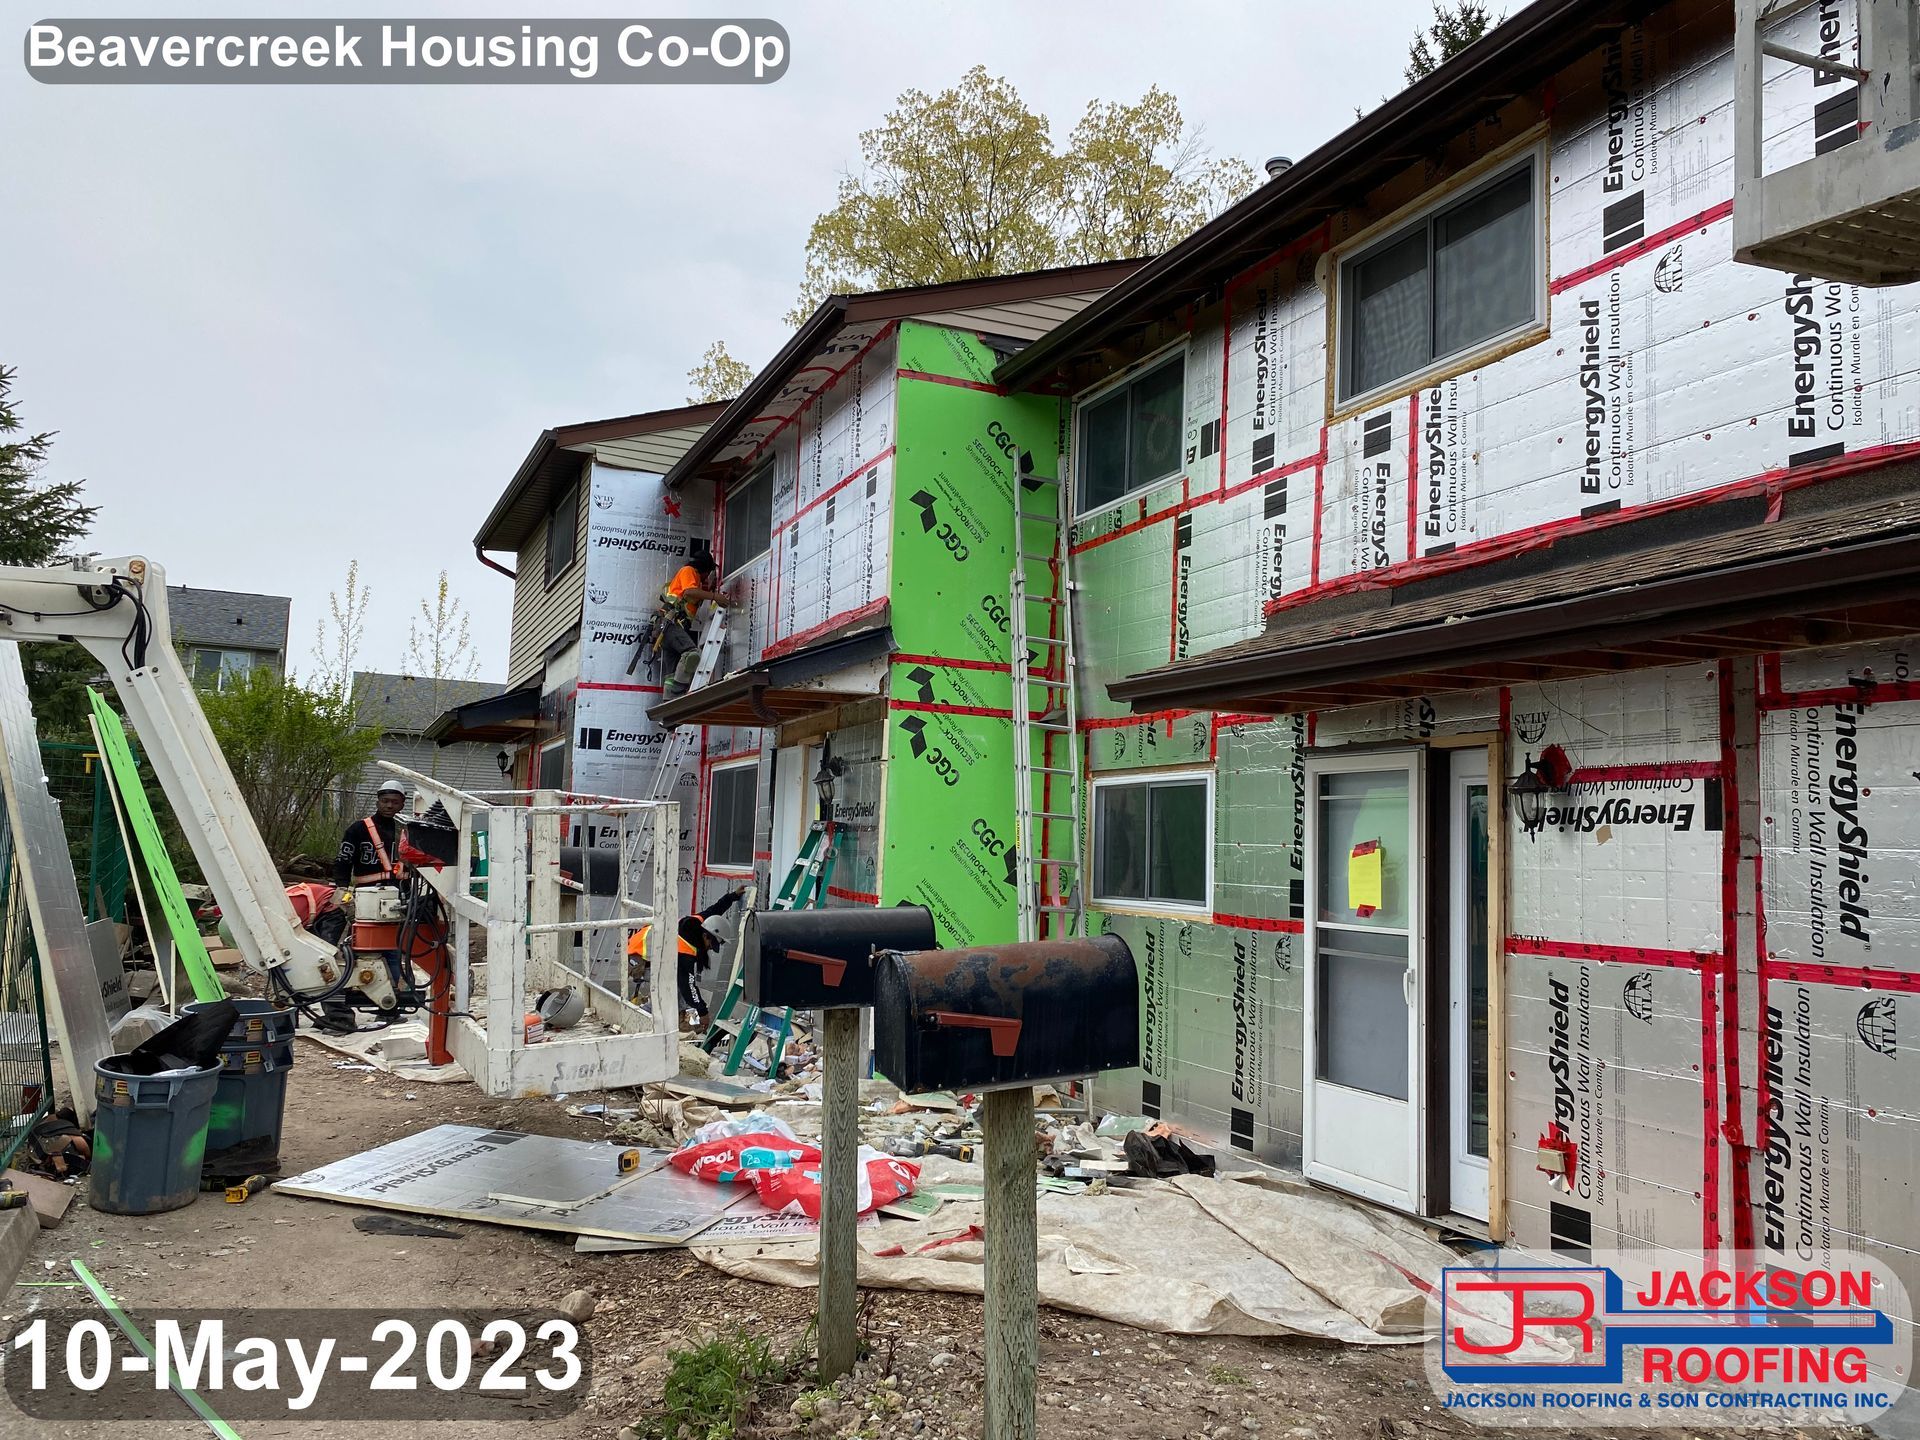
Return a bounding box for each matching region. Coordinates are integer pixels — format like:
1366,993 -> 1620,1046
1428,1249 -> 1909,1425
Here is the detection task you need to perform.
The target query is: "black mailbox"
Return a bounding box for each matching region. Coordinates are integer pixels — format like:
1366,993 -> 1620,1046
872,935 -> 1138,1092
743,905 -> 937,1010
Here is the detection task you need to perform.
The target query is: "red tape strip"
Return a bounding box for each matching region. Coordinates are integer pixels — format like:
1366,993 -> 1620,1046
1507,936 -> 1713,969
1213,913 -> 1305,934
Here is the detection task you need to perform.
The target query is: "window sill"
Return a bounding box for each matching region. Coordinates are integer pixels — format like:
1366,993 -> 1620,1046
1329,320 -> 1548,426
1072,471 -> 1185,527
1093,900 -> 1213,922
704,863 -> 755,877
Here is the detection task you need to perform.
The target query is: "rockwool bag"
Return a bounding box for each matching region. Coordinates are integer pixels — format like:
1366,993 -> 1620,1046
668,1111 -> 818,1186
752,1146 -> 919,1219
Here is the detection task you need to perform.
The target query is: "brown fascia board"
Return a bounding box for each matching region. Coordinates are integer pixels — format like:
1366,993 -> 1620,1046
995,0 -> 1660,393
662,259 -> 1147,492
474,400 -> 732,552
1108,532 -> 1920,711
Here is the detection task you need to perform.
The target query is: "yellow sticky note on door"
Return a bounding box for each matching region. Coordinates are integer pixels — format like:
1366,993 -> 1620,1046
1349,840 -> 1383,917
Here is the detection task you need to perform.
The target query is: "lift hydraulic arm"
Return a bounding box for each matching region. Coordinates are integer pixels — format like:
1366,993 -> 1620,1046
0,556 -> 392,1005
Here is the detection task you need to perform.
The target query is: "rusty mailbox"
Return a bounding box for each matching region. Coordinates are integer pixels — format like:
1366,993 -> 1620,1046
871,934 -> 1139,1092
742,905 -> 937,1011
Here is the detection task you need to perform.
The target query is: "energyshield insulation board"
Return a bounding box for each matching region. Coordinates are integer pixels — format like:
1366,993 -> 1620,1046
1758,638 -> 1920,1308
880,323 -> 1063,949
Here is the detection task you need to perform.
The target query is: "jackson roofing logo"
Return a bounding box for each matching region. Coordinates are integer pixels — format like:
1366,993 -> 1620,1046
1432,1255 -> 1907,1426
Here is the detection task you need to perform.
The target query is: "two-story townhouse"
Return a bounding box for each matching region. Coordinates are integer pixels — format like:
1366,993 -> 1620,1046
989,0 -> 1920,1302
445,402 -> 729,788
613,262 -> 1142,937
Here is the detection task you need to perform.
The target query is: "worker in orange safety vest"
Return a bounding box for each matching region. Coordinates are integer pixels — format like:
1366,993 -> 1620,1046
333,778 -> 409,888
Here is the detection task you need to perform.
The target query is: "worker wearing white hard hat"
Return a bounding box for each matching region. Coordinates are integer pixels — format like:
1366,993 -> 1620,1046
333,779 -> 411,887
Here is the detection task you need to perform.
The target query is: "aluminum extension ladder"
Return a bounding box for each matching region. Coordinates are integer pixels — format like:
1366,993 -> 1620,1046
700,821 -> 836,1075
1009,452 -> 1087,942
646,606 -> 729,802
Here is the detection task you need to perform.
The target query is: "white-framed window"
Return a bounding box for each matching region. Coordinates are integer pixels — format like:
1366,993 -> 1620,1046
1075,352 -> 1186,517
1335,150 -> 1544,408
722,462 -> 775,577
705,758 -> 758,871
191,647 -> 258,692
1090,768 -> 1212,912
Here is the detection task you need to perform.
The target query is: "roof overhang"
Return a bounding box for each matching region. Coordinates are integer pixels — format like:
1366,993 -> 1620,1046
1110,489 -> 1920,715
995,0 -> 1656,393
647,624 -> 893,729
474,401 -> 731,553
664,260 -> 1145,492
425,683 -> 541,745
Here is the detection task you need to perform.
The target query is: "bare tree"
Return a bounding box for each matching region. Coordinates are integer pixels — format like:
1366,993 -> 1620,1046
311,559 -> 370,697
404,570 -> 479,685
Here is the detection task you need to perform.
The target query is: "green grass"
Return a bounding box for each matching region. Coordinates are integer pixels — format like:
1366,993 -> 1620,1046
629,1325 -> 815,1440
1208,1363 -> 1250,1387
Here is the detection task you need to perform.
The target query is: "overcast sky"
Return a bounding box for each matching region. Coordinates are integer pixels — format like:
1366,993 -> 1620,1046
3,0 -> 1434,681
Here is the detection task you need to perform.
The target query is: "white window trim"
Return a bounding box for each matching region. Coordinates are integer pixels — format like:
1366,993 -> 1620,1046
722,460 -> 775,582
1071,343 -> 1190,521
1332,144 -> 1548,414
705,756 -> 759,874
1088,766 -> 1214,916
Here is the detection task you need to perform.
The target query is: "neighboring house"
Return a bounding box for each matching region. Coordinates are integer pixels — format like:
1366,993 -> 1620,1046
348,671 -> 504,812
962,0 -> 1920,1290
166,585 -> 290,691
448,403 -> 730,791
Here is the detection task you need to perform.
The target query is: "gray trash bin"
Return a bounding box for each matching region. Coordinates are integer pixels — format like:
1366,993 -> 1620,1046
88,1056 -> 219,1215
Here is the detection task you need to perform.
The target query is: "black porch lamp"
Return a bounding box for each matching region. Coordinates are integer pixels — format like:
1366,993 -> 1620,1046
813,753 -> 847,814
495,747 -> 513,776
1508,744 -> 1572,838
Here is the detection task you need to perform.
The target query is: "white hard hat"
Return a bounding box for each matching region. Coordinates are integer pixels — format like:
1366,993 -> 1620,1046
376,779 -> 407,797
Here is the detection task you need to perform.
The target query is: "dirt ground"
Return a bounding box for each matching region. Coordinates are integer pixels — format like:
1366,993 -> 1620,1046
0,1047 -> 1883,1440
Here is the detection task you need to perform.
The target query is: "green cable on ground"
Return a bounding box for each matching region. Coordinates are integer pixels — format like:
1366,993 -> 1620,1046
70,1258 -> 242,1440
85,690 -> 225,1004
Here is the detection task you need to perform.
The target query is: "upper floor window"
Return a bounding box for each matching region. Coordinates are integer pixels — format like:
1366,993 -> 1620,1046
544,477 -> 579,588
191,647 -> 258,692
1077,355 -> 1185,516
723,462 -> 774,577
1337,153 -> 1542,406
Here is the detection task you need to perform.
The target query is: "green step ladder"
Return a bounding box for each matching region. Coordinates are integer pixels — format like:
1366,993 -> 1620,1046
700,819 -> 836,1075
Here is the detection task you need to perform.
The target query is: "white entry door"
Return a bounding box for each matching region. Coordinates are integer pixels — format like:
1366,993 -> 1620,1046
1448,750 -> 1492,1221
1303,749 -> 1425,1213
768,743 -> 819,892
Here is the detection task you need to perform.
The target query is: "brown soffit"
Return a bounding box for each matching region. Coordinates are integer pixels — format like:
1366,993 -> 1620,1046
1109,498 -> 1920,714
474,400 -> 732,553
661,259 -> 1146,492
994,0 -> 1659,393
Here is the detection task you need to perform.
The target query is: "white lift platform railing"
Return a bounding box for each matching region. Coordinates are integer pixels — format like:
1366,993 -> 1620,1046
386,765 -> 683,1097
1735,0 -> 1920,284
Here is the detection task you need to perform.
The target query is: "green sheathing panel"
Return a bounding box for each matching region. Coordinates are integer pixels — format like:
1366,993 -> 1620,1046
881,322 -> 1065,948
87,690 -> 225,1003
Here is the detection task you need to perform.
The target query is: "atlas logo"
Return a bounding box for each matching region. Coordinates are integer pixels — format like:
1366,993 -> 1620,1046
1624,970 -> 1654,1023
587,583 -> 610,605
1513,709 -> 1550,745
1858,997 -> 1896,1057
1653,244 -> 1683,293
593,489 -> 615,509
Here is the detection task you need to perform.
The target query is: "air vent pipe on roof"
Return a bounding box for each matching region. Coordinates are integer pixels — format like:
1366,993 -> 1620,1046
1265,155 -> 1294,180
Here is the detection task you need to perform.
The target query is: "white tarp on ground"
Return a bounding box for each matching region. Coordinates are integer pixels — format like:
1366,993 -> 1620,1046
689,1159 -> 1459,1344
